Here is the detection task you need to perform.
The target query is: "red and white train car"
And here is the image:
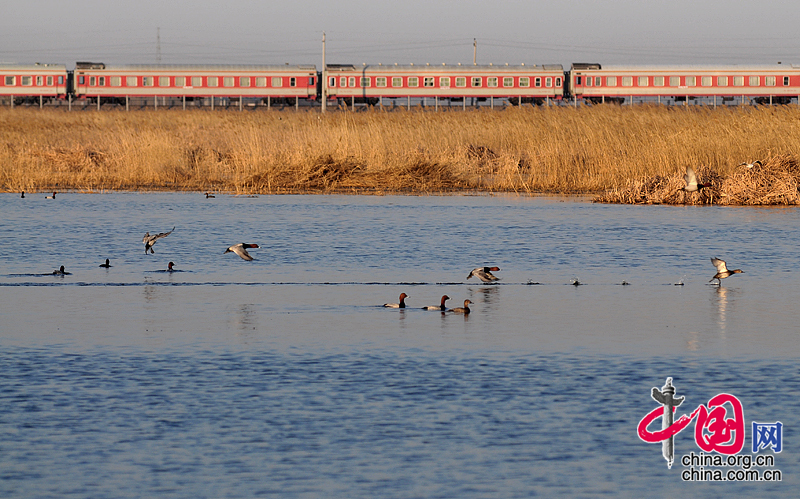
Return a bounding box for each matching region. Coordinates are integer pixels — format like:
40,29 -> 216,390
570,63 -> 800,104
0,63 -> 69,99
324,63 -> 564,105
72,63 -> 317,102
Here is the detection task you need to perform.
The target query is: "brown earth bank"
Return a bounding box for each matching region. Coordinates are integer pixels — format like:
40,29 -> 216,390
2,105 -> 800,203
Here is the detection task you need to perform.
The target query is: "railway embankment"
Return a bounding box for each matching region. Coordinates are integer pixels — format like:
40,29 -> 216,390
2,105 -> 800,204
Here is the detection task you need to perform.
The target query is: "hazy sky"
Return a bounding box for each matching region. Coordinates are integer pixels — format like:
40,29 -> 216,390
2,1 -> 799,68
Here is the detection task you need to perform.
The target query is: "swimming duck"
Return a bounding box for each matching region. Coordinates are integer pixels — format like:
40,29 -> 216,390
99,258 -> 111,268
682,166 -> 711,192
224,243 -> 259,261
710,257 -> 744,284
205,192 -> 215,198
467,267 -> 501,283
739,160 -> 762,169
45,192 -> 56,199
20,191 -> 24,198
448,299 -> 472,314
167,261 -> 175,272
422,295 -> 450,311
384,293 -> 408,308
52,265 -> 71,275
142,227 -> 175,254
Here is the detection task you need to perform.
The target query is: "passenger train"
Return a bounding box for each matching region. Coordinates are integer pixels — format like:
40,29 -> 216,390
2,59 -> 799,108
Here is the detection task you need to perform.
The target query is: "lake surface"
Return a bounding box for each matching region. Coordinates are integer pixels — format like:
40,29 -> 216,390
1,192 -> 797,497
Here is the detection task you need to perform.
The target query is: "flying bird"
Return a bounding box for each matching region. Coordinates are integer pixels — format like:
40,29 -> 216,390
448,299 -> 472,314
422,295 -> 450,311
384,293 -> 408,308
710,257 -> 744,284
142,227 -> 175,254
224,243 -> 259,261
739,160 -> 762,169
681,166 -> 711,192
467,266 -> 501,283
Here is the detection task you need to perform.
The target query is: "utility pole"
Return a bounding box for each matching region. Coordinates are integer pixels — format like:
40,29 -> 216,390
473,38 -> 477,65
321,32 -> 327,113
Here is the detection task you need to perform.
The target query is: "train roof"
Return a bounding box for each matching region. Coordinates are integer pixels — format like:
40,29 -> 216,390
573,64 -> 800,71
0,63 -> 67,70
326,63 -> 563,72
74,63 -> 317,71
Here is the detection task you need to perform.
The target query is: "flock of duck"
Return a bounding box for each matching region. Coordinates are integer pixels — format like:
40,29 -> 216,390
30,190 -> 745,307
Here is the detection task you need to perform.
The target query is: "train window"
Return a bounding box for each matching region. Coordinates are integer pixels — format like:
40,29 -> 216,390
456,77 -> 466,87
359,77 -> 368,87
392,77 -> 403,87
159,76 -> 170,87
223,77 -> 234,87
638,76 -> 648,86
471,77 -> 482,87
440,77 -> 450,88
765,76 -> 776,86
686,76 -> 696,87
291,77 -> 297,87
239,77 -> 250,87
58,75 -> 64,84
519,77 -> 529,87
594,76 -> 601,86
175,77 -> 185,87
408,77 -> 418,87
700,76 -> 711,87
376,77 -> 387,87
784,76 -> 790,86
4,76 -> 14,85
340,77 -> 347,87
654,76 -> 664,86
534,77 -> 541,87
35,76 -> 43,86
328,77 -> 336,87
423,77 -> 434,87
99,77 -> 105,86
545,77 -> 552,87
256,77 -> 266,87
586,77 -> 592,87
669,76 -> 680,86
748,76 -> 759,86
348,77 -> 356,87
309,77 -> 315,85
555,77 -> 562,86
143,77 -> 154,86
272,77 -> 282,87
192,76 -> 202,87
717,76 -> 727,87
622,77 -> 632,87
605,77 -> 616,87
576,76 -> 582,86
487,77 -> 498,87
127,76 -> 137,87
46,76 -> 53,86
111,76 -> 121,86
90,76 -> 96,86
503,77 -> 513,87
22,76 -> 33,85
733,76 -> 744,86
208,77 -> 218,87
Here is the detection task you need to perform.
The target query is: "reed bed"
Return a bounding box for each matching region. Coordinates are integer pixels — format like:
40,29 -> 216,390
2,105 -> 800,201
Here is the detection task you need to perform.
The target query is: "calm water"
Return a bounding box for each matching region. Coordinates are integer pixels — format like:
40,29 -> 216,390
1,192 -> 798,497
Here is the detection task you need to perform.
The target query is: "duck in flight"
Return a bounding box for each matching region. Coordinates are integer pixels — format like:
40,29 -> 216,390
681,166 -> 711,192
448,299 -> 472,314
467,266 -> 501,283
99,259 -> 111,268
224,243 -> 259,261
739,160 -> 762,169
710,257 -> 743,284
422,295 -> 450,311
142,227 -> 175,254
384,293 -> 408,308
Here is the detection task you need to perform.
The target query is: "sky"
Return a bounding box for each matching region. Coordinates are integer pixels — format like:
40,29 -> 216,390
2,1 -> 800,68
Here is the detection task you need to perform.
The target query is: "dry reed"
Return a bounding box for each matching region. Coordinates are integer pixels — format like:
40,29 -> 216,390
3,105 -> 800,202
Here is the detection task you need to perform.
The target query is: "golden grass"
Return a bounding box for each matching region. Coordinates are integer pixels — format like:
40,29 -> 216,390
2,105 -> 800,202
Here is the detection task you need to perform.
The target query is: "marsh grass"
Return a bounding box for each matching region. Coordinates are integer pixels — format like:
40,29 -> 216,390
2,105 -> 800,202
